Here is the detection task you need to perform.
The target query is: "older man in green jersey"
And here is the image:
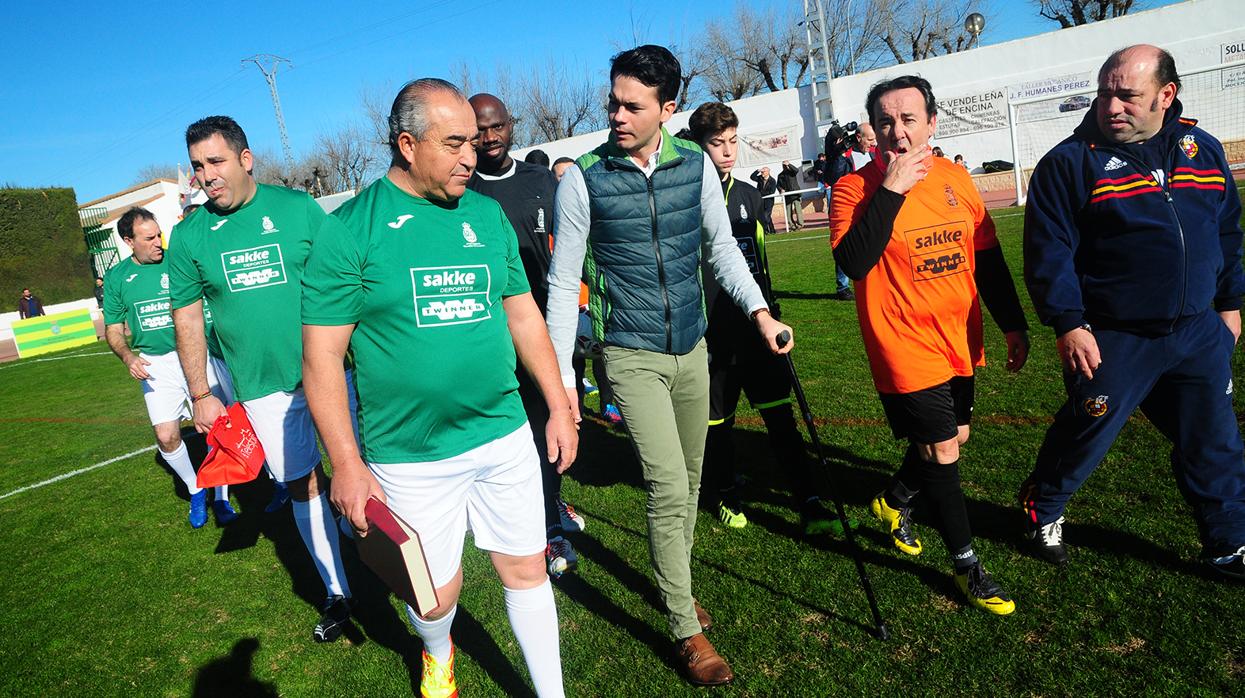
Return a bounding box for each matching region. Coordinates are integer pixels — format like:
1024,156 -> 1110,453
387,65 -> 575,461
104,206 -> 236,528
302,79 -> 575,698
168,116 -> 354,643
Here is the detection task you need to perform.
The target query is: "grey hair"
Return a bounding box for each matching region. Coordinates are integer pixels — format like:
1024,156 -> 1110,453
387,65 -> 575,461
388,78 -> 466,157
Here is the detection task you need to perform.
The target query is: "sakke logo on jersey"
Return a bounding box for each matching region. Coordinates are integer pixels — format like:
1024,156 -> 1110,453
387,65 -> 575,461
462,222 -> 484,248
1103,156 -> 1126,171
1180,134 -> 1198,159
943,185 -> 958,207
261,216 -> 279,234
1084,395 -> 1109,417
210,219 -> 228,231
221,244 -> 288,292
387,214 -> 414,229
411,264 -> 492,327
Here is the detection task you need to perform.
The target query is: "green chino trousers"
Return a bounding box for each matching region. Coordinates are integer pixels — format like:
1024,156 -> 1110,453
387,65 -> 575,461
602,339 -> 710,641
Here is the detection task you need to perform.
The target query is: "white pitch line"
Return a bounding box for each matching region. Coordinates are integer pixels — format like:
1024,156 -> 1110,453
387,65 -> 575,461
0,351 -> 112,371
769,233 -> 830,244
0,445 -> 156,501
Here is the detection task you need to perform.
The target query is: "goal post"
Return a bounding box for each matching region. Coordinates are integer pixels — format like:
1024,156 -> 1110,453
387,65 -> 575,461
1008,58 -> 1245,206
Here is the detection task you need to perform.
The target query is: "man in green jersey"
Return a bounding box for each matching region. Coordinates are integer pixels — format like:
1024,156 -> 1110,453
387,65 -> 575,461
167,116 -> 353,643
302,79 -> 575,698
104,207 -> 237,529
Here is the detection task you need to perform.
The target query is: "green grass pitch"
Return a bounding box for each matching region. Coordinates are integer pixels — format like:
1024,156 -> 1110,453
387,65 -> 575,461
1,202 -> 1243,696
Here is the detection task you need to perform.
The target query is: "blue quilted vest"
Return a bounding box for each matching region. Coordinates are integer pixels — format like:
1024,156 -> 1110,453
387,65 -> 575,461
577,130 -> 706,354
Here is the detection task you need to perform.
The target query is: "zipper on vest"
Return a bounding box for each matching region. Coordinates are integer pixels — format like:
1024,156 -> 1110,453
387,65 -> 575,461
648,177 -> 673,353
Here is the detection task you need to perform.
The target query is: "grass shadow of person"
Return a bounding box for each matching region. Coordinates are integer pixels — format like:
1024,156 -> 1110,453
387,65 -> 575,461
191,637 -> 277,698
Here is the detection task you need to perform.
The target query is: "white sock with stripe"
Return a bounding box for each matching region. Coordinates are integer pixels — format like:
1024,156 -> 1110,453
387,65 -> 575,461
505,579 -> 564,697
292,493 -> 350,598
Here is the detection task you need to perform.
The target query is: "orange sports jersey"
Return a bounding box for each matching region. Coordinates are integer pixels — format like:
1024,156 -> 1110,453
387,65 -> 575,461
830,156 -> 1000,394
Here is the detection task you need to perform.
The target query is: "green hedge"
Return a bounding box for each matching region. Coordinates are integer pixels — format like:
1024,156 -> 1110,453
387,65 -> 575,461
0,188 -> 92,313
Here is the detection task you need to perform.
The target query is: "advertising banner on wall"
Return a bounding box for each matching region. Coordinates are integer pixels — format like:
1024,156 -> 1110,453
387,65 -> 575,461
935,89 -> 1008,138
737,123 -> 803,168
1221,40 -> 1245,89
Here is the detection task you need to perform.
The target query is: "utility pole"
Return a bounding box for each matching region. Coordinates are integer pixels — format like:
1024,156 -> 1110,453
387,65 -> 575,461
802,0 -> 835,129
242,54 -> 295,172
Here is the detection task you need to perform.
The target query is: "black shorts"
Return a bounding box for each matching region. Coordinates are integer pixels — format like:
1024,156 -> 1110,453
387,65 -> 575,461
707,316 -> 791,423
878,375 -> 974,444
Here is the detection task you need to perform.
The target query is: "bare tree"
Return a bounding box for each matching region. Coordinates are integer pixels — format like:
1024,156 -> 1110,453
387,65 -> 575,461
733,4 -> 810,92
1033,0 -> 1139,28
316,124 -> 381,193
517,58 -> 606,143
702,22 -> 764,101
871,0 -> 985,63
132,163 -> 178,184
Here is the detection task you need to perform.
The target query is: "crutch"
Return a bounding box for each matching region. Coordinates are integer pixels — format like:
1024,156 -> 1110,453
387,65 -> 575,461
778,330 -> 890,640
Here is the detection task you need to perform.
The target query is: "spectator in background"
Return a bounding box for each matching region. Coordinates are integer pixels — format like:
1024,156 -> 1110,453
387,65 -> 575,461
552,157 -> 575,181
932,146 -> 945,158
954,154 -> 970,171
750,167 -> 777,236
94,277 -> 105,308
851,123 -> 877,172
18,288 -> 44,318
778,160 -> 803,231
525,149 -> 551,168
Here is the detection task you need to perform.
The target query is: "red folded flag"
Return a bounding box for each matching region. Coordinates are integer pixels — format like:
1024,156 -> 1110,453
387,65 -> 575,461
196,402 -> 266,488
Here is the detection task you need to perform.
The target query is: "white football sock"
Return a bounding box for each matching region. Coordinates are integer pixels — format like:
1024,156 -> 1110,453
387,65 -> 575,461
214,485 -> 229,502
160,442 -> 201,496
505,580 -> 564,698
406,603 -> 457,662
292,493 -> 350,598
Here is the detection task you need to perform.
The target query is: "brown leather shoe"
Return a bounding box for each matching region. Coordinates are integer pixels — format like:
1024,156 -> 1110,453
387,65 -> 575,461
694,601 -> 713,632
676,633 -> 734,686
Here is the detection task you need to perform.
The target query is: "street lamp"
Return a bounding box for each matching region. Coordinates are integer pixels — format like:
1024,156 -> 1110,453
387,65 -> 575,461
964,12 -> 986,49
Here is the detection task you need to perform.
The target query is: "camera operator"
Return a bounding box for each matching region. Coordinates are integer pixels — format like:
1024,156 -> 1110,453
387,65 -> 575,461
822,120 -> 858,300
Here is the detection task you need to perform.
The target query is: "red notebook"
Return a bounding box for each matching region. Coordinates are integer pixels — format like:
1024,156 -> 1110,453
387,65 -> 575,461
356,496 -> 439,617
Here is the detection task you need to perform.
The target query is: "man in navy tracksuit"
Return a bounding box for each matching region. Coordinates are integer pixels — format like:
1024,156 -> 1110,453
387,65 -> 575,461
1021,44 -> 1245,579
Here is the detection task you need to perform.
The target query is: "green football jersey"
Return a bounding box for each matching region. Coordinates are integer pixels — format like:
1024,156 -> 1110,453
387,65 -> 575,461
168,184 -> 339,401
303,176 -> 531,463
103,255 -> 221,357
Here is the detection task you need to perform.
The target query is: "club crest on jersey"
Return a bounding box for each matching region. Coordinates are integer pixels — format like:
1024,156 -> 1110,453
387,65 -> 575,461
944,185 -> 958,207
536,208 -> 546,234
739,203 -> 748,219
261,216 -> 279,234
1083,395 -> 1109,418
160,273 -> 169,290
1180,134 -> 1198,159
462,222 -> 484,248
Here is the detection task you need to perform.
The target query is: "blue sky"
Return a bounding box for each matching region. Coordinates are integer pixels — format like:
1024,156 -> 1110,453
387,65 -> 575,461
0,0 -> 1181,203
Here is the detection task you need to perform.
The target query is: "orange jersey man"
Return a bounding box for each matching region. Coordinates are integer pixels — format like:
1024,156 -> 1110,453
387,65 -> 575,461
829,75 -> 1029,616
831,155 -> 996,394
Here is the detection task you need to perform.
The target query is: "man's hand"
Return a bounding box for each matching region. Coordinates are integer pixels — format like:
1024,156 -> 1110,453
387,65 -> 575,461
1056,327 -> 1101,380
329,460 -> 386,538
126,354 -> 152,381
1005,330 -> 1030,373
564,386 -> 582,424
1219,309 -> 1240,346
546,407 -> 580,474
192,394 -> 227,434
880,144 -> 932,195
754,309 -> 794,355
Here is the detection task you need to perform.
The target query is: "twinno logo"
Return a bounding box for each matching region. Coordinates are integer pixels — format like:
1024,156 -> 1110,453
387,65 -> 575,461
411,264 -> 491,327
220,244 -> 287,293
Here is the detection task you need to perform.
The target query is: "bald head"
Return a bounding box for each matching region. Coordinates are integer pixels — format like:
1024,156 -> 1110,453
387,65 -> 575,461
468,93 -> 514,173
855,123 -> 876,153
1096,44 -> 1180,144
